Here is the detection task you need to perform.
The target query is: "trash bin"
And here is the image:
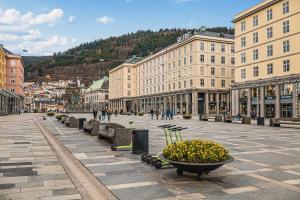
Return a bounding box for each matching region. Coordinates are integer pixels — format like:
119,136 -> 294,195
132,129 -> 149,155
78,118 -> 86,130
257,117 -> 265,126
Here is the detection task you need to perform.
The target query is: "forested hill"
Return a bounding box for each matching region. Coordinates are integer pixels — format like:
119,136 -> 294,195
24,27 -> 234,84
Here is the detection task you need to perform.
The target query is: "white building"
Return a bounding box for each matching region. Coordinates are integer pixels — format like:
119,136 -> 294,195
84,76 -> 109,111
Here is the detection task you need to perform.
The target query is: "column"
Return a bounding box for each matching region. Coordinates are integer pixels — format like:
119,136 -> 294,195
235,90 -> 240,115
174,95 -> 177,114
192,92 -> 198,116
205,92 -> 209,115
122,100 -> 126,112
180,95 -> 183,114
260,86 -> 265,118
226,92 -> 230,114
293,83 -> 297,118
275,85 -> 280,118
231,90 -> 236,116
247,88 -> 252,117
185,94 -> 189,114
216,93 -> 220,115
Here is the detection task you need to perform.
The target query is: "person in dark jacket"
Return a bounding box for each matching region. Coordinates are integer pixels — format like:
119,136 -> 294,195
92,109 -> 97,120
150,109 -> 154,120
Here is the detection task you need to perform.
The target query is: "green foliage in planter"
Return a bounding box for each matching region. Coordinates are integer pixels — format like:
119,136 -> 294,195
163,139 -> 230,163
56,115 -> 62,120
33,109 -> 39,113
183,114 -> 192,119
138,112 -> 144,116
47,112 -> 55,116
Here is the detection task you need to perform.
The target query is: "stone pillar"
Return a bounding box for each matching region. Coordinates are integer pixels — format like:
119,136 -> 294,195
226,92 -> 230,114
260,87 -> 265,118
216,93 -> 220,115
184,94 -> 189,114
180,95 -> 183,114
174,95 -> 177,114
192,92 -> 198,115
275,85 -> 280,118
163,97 -> 167,112
247,88 -> 252,117
205,92 -> 209,115
293,83 -> 297,118
231,90 -> 236,116
235,90 -> 240,115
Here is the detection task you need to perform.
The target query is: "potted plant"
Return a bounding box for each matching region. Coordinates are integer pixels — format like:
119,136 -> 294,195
183,114 -> 192,119
161,139 -> 233,179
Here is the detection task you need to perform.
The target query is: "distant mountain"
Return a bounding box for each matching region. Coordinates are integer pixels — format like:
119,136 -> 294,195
24,27 -> 234,85
22,56 -> 52,66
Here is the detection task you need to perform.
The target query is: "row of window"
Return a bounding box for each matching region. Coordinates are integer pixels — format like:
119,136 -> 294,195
139,65 -> 233,87
137,79 -> 227,96
240,59 -> 290,79
240,40 -> 290,63
137,43 -> 235,72
167,43 -> 235,61
240,1 -> 289,32
240,20 -> 290,48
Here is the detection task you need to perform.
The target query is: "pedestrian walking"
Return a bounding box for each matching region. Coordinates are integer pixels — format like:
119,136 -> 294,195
155,108 -> 159,120
98,110 -> 102,121
170,109 -> 173,120
101,108 -> 106,121
107,109 -> 111,121
166,108 -> 170,120
161,110 -> 165,120
92,109 -> 98,119
115,110 -> 118,116
150,109 -> 154,120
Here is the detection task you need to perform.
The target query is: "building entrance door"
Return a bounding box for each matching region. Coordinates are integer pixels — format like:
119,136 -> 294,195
198,93 -> 205,115
265,105 -> 275,118
281,104 -> 293,118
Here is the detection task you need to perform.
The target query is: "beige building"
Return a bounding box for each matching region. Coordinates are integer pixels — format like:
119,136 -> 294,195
109,31 -> 235,115
232,0 -> 300,119
109,57 -> 142,113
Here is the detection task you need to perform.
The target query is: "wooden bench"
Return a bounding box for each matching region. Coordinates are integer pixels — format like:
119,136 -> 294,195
98,123 -> 132,147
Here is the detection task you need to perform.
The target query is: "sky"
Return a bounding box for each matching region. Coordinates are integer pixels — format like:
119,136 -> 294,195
0,0 -> 263,56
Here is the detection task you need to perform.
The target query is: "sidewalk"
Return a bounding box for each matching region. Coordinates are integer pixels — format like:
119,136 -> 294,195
0,114 -> 82,200
1,114 -> 300,200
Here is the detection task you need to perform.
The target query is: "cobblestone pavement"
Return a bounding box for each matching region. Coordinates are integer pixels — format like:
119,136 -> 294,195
0,114 -> 82,200
2,113 -> 300,200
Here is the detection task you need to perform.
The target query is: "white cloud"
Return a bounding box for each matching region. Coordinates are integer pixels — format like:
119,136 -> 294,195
0,8 -> 63,31
68,16 -> 76,23
0,8 -> 75,55
4,35 -> 76,56
96,16 -> 115,25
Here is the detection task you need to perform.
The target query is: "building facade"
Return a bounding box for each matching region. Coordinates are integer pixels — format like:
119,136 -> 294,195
5,53 -> 24,97
109,32 -> 235,115
232,0 -> 300,119
0,47 -> 6,89
109,56 -> 143,113
84,76 -> 109,111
